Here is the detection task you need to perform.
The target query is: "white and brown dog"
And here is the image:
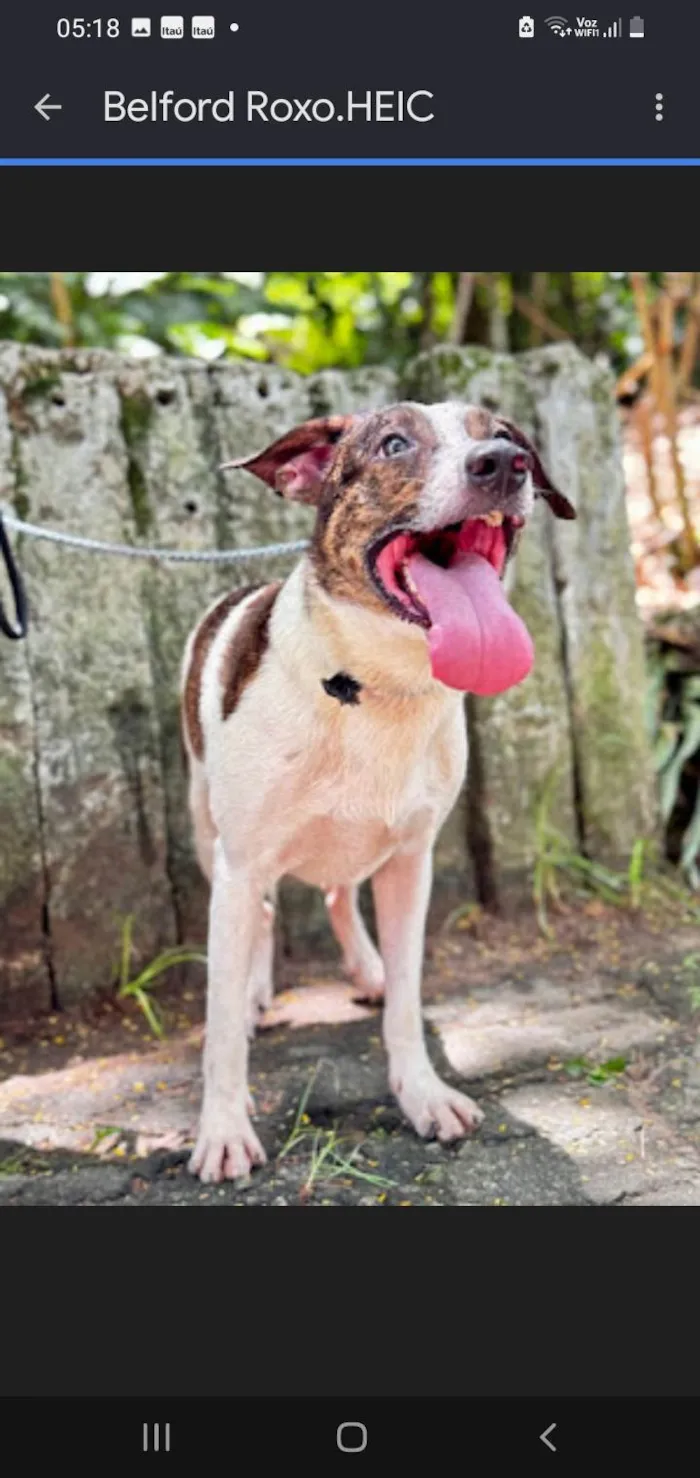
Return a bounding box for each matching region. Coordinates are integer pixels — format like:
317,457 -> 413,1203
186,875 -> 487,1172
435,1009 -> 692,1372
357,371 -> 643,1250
181,401 -> 575,1183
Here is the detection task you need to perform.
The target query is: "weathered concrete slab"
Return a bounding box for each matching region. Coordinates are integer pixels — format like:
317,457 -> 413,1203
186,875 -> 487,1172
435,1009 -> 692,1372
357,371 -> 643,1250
401,346 -> 579,887
426,974 -> 673,1080
0,347 -> 177,1005
499,1081 -> 700,1206
523,343 -> 657,857
0,387 -> 47,1012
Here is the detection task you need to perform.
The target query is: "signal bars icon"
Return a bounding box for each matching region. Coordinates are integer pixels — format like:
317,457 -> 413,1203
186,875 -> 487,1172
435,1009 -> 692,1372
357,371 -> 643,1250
603,17 -> 622,35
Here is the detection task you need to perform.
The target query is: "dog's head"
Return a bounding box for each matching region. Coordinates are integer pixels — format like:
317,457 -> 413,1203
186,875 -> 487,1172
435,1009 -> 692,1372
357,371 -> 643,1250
223,402 -> 575,696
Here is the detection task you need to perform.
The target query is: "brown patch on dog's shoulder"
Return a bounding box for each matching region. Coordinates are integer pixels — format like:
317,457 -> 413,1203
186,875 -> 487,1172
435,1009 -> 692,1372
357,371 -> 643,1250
465,406 -> 495,441
221,582 -> 282,722
183,585 -> 262,761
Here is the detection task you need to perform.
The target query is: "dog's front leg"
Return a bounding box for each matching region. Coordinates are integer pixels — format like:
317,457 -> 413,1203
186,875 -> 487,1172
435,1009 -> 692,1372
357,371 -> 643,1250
372,843 -> 484,1143
190,837 -> 268,1183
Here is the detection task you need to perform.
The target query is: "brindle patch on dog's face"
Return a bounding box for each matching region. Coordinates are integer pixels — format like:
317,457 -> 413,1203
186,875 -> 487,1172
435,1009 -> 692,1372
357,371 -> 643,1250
310,404 -> 438,615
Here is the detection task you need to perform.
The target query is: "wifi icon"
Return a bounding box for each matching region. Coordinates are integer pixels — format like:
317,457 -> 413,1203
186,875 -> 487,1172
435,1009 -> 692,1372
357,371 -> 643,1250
546,15 -> 569,32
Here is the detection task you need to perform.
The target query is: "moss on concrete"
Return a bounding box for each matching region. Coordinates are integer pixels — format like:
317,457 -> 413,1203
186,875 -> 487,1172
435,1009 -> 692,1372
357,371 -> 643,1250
119,387 -> 153,535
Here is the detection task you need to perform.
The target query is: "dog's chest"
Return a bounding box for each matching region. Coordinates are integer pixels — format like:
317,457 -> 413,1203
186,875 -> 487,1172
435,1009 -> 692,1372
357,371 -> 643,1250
278,814 -> 412,889
270,700 -> 465,889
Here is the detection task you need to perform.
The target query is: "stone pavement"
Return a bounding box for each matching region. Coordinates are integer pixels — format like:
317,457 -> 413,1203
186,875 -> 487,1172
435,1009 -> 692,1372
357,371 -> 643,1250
1,931 -> 699,1206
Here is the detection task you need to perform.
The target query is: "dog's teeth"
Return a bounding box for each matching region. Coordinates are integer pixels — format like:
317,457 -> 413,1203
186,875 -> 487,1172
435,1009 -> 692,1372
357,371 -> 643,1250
480,511 -> 504,527
401,562 -> 420,597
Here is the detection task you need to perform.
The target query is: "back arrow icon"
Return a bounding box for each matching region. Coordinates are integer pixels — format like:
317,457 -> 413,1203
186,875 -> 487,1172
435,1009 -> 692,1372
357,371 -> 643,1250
35,94 -> 62,121
540,1422 -> 557,1452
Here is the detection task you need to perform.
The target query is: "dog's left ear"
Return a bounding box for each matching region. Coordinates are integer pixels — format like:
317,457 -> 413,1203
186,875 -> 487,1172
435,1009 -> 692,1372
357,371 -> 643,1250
221,415 -> 356,505
497,418 -> 576,520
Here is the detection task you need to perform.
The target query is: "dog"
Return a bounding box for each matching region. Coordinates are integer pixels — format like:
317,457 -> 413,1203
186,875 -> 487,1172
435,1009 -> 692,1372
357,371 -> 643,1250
180,400 -> 575,1183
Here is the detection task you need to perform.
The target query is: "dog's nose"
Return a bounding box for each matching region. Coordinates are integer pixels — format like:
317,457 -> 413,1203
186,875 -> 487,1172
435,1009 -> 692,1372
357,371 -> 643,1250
466,441 -> 532,496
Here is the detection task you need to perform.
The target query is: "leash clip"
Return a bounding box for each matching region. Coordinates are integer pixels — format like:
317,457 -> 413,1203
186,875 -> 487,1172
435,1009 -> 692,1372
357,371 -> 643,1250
0,512 -> 29,640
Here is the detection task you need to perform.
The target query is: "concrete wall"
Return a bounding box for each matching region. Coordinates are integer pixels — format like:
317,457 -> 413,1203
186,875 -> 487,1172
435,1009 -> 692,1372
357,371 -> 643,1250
0,341 -> 656,1014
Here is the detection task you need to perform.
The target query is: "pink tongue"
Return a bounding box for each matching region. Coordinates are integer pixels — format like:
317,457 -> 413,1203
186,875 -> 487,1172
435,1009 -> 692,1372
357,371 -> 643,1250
407,550 -> 534,695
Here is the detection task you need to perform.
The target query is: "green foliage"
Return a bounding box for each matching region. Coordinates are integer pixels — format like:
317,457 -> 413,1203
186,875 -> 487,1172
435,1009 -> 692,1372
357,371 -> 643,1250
564,1055 -> 627,1084
529,766 -> 681,933
628,838 -> 647,910
0,272 -> 669,377
531,768 -> 644,933
115,914 -> 206,1037
647,637 -> 700,888
279,1064 -> 397,1199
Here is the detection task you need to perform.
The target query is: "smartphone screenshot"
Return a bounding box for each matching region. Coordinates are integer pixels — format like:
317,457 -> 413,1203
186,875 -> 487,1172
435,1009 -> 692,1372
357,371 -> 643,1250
1,2 -> 698,1461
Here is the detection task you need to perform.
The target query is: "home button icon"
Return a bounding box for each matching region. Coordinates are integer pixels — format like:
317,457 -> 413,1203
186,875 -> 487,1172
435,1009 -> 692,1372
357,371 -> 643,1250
337,1422 -> 368,1453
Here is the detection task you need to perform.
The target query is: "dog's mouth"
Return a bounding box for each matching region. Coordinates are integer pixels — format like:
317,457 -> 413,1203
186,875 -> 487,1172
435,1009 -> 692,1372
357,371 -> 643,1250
369,512 -> 523,628
367,513 -> 534,696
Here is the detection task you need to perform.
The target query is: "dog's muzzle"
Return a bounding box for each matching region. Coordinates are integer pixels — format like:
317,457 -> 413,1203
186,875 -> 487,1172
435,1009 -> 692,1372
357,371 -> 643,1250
465,440 -> 532,501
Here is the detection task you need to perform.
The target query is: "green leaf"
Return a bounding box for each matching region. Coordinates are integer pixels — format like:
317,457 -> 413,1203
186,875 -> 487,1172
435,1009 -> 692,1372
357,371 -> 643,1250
133,987 -> 163,1039
587,1056 -> 626,1084
659,703 -> 700,822
645,664 -> 667,742
119,915 -> 134,993
680,782 -> 700,877
126,948 -> 206,992
564,1057 -> 589,1078
628,838 -> 646,907
653,722 -> 680,774
602,1055 -> 627,1074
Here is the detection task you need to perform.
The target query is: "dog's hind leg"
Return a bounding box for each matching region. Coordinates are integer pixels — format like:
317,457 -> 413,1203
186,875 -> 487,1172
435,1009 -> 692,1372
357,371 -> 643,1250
246,889 -> 277,1036
325,885 -> 385,1004
187,761 -> 218,884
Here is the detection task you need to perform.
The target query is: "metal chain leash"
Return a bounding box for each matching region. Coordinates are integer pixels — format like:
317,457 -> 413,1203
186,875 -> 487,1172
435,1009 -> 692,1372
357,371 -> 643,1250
0,507 -> 309,641
0,509 -> 310,563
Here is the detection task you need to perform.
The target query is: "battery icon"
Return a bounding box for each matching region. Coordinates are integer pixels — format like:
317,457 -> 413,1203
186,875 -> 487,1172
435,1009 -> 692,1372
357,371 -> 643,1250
630,15 -> 644,36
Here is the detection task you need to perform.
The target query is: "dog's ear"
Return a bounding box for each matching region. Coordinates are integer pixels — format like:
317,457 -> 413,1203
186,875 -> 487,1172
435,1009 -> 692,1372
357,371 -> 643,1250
497,418 -> 576,520
221,415 -> 356,505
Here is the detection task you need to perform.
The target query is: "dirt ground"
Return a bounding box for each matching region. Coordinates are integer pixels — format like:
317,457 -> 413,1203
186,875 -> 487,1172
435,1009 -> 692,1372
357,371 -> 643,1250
2,893 -> 700,1206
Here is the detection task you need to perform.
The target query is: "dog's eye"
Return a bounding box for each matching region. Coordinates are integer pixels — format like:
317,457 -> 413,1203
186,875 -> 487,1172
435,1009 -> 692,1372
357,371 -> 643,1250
380,433 -> 412,457
493,428 -> 513,442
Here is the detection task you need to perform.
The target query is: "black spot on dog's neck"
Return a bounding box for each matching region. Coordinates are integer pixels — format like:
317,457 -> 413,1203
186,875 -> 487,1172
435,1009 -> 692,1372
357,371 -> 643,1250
322,672 -> 362,706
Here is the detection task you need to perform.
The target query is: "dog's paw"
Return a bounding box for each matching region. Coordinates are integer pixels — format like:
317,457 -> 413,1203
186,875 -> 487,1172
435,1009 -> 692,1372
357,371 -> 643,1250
189,1106 -> 267,1183
394,1071 -> 484,1143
